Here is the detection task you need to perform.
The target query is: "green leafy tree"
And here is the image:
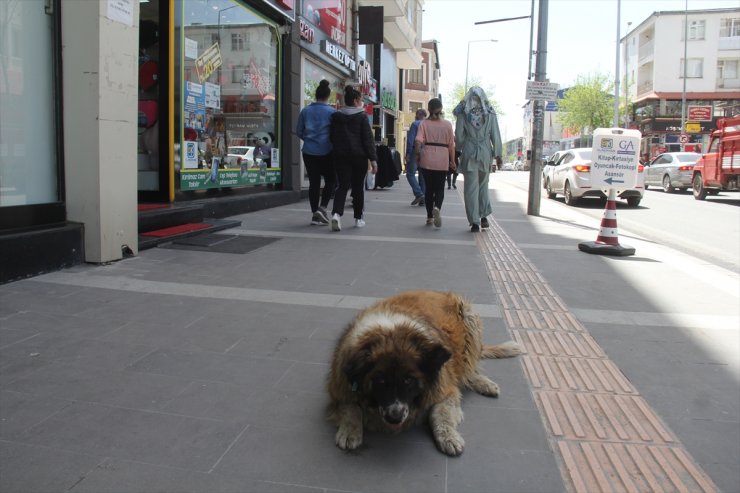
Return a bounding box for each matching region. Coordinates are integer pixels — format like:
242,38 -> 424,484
446,77 -> 503,120
557,73 -> 614,134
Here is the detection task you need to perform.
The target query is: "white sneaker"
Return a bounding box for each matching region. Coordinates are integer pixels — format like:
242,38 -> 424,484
331,213 -> 342,231
432,207 -> 442,228
355,218 -> 365,228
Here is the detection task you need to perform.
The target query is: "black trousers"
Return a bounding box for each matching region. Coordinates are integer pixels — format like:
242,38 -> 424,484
420,168 -> 448,218
303,153 -> 335,213
332,155 -> 368,219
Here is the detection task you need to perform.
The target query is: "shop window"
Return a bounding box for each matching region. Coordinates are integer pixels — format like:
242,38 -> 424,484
0,0 -> 60,209
177,0 -> 281,191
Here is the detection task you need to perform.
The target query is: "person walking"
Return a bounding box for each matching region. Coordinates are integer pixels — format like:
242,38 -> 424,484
453,86 -> 502,233
447,151 -> 459,190
296,79 -> 336,225
329,85 -> 378,231
415,98 -> 455,228
405,109 -> 427,206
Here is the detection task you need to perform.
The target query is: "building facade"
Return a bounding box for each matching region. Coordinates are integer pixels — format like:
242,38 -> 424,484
0,0 -> 424,283
623,8 -> 740,159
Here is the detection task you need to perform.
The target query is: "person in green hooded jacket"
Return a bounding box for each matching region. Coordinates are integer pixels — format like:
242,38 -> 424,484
453,87 -> 502,233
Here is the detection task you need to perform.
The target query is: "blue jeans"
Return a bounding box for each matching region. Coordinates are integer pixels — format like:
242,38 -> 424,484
405,158 -> 425,198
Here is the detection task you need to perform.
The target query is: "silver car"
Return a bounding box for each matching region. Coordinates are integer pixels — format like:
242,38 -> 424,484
644,152 -> 700,193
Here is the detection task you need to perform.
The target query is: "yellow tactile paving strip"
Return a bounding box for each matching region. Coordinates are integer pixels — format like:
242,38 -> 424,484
477,220 -> 719,493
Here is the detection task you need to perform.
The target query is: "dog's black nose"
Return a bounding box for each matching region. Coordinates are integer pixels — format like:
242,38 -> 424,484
385,412 -> 403,425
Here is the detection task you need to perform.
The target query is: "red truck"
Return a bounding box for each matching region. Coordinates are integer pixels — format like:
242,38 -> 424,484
693,116 -> 740,200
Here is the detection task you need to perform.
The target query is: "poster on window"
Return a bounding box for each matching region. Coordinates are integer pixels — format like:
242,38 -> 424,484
302,0 -> 346,47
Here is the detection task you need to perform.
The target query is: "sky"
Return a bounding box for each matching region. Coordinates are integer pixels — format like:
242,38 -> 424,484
421,0 -> 739,141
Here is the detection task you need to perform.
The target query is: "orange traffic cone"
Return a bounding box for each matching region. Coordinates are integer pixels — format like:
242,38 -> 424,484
578,188 -> 635,256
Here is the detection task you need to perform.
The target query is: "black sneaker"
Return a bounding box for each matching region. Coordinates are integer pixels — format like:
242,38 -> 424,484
481,217 -> 490,230
411,196 -> 422,206
418,198 -> 425,206
470,224 -> 480,233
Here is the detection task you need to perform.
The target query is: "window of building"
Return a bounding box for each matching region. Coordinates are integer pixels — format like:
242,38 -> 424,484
177,0 -> 281,191
679,58 -> 703,78
717,59 -> 739,88
682,20 -> 705,40
409,101 -> 423,113
720,18 -> 740,37
408,68 -> 424,85
231,33 -> 245,51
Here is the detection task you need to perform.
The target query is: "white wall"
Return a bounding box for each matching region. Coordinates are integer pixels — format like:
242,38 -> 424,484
62,0 -> 139,262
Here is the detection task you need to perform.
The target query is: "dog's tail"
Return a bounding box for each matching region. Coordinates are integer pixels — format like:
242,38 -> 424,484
481,341 -> 522,359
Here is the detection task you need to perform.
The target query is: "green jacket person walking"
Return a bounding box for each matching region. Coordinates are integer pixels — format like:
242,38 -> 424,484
453,87 -> 502,232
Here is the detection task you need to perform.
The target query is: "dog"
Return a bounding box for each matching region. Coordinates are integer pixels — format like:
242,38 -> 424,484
327,290 -> 521,456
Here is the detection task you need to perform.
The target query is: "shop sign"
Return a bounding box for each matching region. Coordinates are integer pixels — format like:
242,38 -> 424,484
195,43 -> 222,84
688,105 -> 712,121
685,121 -> 701,133
652,119 -> 710,133
299,18 -> 315,44
320,40 -> 356,71
303,0 -> 346,46
180,168 -> 281,190
262,0 -> 296,21
381,89 -> 397,111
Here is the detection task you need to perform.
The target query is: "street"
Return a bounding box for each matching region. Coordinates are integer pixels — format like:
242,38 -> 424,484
494,169 -> 740,272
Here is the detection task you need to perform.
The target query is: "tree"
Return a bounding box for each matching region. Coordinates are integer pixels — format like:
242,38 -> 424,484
557,73 -> 614,135
445,77 -> 503,119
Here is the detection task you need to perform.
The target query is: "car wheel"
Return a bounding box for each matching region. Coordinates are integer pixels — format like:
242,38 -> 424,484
662,175 -> 674,193
693,174 -> 707,200
546,179 -> 556,199
627,196 -> 641,207
644,184 -> 649,190
564,181 -> 578,206
708,190 -> 720,196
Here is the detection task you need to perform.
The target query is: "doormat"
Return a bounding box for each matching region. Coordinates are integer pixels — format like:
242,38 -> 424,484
141,223 -> 211,237
161,233 -> 279,254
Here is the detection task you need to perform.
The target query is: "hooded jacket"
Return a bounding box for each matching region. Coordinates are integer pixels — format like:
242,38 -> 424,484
329,107 -> 378,162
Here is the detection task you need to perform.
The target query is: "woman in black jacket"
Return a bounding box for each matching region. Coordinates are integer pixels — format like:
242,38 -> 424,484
329,86 -> 378,231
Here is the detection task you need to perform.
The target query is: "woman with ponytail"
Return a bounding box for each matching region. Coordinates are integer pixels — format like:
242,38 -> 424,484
414,98 -> 455,228
296,79 -> 336,225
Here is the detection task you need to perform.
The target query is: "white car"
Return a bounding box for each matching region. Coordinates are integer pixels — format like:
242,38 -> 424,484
225,146 -> 255,168
543,147 -> 645,207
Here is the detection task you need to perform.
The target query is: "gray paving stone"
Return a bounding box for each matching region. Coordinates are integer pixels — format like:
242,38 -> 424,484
0,390 -> 72,440
18,401 -> 246,471
273,361 -> 330,394
446,447 -> 565,493
237,388 -> 334,435
69,457 -> 329,493
160,380 -> 258,422
126,348 -> 290,388
5,362 -> 192,411
0,440 -> 102,493
214,425 -> 447,492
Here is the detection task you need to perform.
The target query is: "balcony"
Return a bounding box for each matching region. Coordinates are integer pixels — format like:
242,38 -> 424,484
638,39 -> 654,63
637,79 -> 654,96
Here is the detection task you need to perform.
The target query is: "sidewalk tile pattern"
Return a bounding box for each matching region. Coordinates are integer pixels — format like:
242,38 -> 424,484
477,219 -> 719,493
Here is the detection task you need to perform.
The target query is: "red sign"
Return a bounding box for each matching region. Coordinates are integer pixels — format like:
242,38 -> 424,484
303,0 -> 346,47
688,105 -> 712,121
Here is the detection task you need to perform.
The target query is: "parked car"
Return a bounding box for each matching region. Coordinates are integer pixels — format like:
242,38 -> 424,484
543,147 -> 645,207
644,152 -> 700,193
542,150 -> 566,183
225,146 -> 255,168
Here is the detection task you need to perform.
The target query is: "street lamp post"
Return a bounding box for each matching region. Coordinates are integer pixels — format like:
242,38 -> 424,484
464,39 -> 497,94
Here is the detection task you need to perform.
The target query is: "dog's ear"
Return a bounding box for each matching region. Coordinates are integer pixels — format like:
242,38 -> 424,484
419,344 -> 451,382
342,346 -> 374,390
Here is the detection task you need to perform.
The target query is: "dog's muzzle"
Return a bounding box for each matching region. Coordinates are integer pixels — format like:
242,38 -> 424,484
380,401 -> 409,431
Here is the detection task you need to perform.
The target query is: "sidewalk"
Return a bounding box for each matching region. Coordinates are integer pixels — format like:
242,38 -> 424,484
1,177 -> 738,493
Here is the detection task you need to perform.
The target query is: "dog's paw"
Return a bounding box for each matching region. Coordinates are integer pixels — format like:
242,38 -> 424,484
335,427 -> 363,451
480,380 -> 499,397
434,429 -> 465,456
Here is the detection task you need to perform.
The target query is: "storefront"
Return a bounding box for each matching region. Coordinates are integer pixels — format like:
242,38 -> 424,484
296,1 -> 355,189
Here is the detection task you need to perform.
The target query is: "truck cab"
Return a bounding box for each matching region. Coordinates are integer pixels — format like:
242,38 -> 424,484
693,117 -> 740,200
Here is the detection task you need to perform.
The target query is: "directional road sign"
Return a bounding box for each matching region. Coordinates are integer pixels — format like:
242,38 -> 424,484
590,128 -> 641,191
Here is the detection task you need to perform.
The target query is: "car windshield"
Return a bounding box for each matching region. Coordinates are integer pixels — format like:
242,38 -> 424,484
677,153 -> 699,162
228,147 -> 249,155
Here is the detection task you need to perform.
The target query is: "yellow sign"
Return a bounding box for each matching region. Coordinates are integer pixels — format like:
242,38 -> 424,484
195,43 -> 222,83
685,122 -> 701,133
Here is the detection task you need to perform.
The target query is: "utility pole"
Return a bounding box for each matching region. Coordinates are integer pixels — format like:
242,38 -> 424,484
527,0 -> 548,216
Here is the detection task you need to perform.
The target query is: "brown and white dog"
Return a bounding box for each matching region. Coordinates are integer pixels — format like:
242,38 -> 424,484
327,290 -> 521,456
